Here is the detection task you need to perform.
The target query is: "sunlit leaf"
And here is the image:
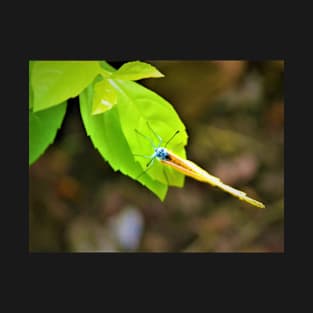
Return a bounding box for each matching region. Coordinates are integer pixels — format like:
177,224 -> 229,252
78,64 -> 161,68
31,61 -> 102,111
111,61 -> 164,81
92,79 -> 117,115
97,61 -> 188,192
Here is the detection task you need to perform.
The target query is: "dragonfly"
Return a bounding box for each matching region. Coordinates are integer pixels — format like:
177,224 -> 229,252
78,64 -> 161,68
134,122 -> 265,209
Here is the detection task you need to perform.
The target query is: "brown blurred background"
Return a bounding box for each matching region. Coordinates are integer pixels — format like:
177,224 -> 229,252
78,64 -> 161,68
29,60 -> 284,252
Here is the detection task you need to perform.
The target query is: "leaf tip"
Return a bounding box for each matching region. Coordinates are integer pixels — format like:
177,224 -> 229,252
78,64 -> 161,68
151,70 -> 165,78
91,99 -> 114,115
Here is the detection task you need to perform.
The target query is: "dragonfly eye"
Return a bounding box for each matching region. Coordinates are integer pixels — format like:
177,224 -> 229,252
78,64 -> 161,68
155,148 -> 168,160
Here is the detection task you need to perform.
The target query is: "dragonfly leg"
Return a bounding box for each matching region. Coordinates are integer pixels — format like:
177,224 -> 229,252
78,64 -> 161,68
146,121 -> 163,147
136,158 -> 155,179
134,128 -> 156,149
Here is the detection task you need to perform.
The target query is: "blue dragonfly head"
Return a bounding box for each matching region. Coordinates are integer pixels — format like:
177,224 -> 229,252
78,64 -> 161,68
154,147 -> 169,161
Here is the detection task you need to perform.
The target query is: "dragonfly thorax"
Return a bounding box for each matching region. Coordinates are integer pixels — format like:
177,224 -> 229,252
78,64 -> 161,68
154,147 -> 169,160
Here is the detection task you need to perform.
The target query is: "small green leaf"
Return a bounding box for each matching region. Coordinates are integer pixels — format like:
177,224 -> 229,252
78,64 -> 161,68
79,82 -> 168,200
31,61 -> 102,112
92,79 -> 117,115
29,102 -> 67,165
111,61 -> 164,81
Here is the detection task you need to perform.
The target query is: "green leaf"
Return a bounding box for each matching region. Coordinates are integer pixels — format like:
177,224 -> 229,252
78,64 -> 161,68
79,82 -> 168,200
29,102 -> 67,165
100,61 -> 188,193
31,61 -> 102,112
111,61 -> 164,81
109,78 -> 188,187
92,79 -> 117,115
101,61 -> 188,187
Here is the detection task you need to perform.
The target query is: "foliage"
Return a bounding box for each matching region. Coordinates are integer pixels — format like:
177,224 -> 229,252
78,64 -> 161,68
29,101 -> 67,165
29,60 -> 188,200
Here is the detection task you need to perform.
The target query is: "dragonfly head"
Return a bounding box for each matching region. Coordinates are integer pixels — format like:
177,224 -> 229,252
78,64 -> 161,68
154,147 -> 169,161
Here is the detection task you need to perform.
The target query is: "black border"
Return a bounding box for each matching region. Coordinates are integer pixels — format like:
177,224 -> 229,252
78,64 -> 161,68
8,9 -> 294,297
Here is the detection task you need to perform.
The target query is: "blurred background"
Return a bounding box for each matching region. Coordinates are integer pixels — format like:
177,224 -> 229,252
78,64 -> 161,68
29,60 -> 284,252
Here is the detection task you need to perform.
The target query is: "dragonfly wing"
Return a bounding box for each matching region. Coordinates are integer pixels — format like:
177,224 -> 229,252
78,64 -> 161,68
160,159 -> 208,183
164,150 -> 265,208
